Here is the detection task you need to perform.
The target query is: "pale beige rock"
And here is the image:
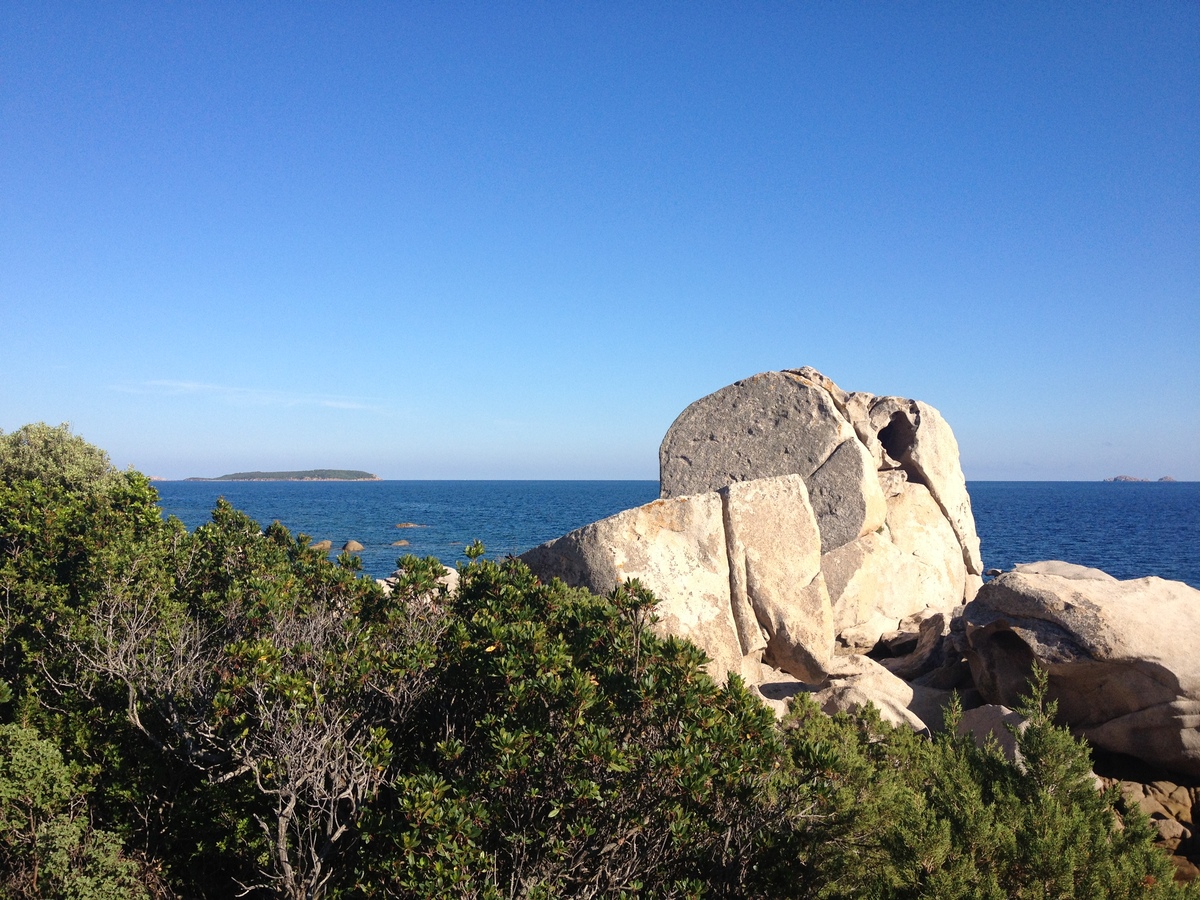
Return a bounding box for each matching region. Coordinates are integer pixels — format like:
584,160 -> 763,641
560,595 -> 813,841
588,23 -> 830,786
868,397 -> 983,575
437,566 -> 460,595
807,437 -> 888,553
379,564 -> 459,598
822,532 -> 954,650
878,468 -> 909,499
659,370 -> 855,499
754,666 -> 811,719
837,611 -> 906,655
521,494 -> 747,682
310,539 -> 333,552
812,654 -> 951,733
881,612 -> 949,681
885,481 -> 968,605
957,704 -> 1027,766
1011,560 -> 1117,582
342,540 -> 364,552
964,574 -> 983,602
845,391 -> 885,466
719,474 -> 832,681
965,566 -> 1200,776
787,366 -> 850,406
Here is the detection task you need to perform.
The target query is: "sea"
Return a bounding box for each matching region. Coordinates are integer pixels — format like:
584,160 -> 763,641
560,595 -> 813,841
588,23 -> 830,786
153,480 -> 1200,590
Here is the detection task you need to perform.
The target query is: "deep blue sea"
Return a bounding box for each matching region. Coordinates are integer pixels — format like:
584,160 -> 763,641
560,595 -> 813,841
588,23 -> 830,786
153,480 -> 1200,589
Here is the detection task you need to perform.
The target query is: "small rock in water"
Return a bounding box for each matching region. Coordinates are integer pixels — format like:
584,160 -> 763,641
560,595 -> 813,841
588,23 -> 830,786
392,540 -> 410,547
310,540 -> 332,551
395,522 -> 425,528
343,540 -> 364,552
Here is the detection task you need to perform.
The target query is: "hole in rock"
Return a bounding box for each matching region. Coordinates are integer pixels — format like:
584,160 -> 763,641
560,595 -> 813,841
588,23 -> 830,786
877,411 -> 918,463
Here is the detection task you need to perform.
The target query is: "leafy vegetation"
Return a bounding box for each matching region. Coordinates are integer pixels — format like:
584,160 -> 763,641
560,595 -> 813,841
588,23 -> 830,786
0,423 -> 1194,898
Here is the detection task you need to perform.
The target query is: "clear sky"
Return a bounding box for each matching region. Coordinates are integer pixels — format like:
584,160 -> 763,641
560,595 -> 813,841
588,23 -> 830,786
2,3 -> 1197,481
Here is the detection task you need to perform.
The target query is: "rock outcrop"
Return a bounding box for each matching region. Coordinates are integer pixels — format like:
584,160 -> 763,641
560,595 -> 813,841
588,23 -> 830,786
523,368 -> 982,687
808,654 -> 952,733
521,474 -> 832,683
658,368 -> 981,649
963,562 -> 1200,777
752,657 -> 953,733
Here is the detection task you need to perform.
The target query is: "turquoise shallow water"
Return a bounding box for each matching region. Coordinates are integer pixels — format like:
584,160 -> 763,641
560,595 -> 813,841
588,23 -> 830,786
153,480 -> 1200,588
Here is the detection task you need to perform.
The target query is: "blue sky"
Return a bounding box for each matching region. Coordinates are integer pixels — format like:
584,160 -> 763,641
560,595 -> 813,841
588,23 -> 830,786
2,3 -> 1197,480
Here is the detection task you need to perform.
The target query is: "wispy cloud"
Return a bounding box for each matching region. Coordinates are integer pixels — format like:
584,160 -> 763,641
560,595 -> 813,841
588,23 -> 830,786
112,380 -> 381,411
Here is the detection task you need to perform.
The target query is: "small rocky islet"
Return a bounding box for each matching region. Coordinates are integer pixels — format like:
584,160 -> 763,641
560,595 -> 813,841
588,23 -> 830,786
186,468 -> 379,482
512,367 -> 1200,879
1105,474 -> 1179,483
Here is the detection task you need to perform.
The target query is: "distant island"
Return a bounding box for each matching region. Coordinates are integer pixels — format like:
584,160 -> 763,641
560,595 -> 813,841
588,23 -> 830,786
1104,475 -> 1177,483
185,469 -> 380,482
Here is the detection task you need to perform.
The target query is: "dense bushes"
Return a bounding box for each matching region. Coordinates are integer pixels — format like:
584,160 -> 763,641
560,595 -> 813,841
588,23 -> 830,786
0,423 -> 1195,898
362,559 -> 788,898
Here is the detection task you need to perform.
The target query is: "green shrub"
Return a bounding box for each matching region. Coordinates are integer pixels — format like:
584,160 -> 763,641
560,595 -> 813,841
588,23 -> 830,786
359,558 -> 787,899
0,723 -> 148,899
771,669 -> 1194,899
0,423 -> 116,493
2,424 -> 1195,899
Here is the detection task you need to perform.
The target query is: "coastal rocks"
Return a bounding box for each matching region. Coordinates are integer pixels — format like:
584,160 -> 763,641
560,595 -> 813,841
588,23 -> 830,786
528,367 -> 983,692
878,611 -> 950,681
963,563 -> 1200,776
658,369 -> 982,654
720,475 -> 832,681
810,655 -> 952,733
823,533 -> 932,651
1098,775 -> 1200,876
659,372 -> 855,501
310,540 -> 333,552
752,655 -> 953,732
522,474 -> 836,683
868,398 -> 983,574
520,492 -> 754,682
343,540 -> 364,552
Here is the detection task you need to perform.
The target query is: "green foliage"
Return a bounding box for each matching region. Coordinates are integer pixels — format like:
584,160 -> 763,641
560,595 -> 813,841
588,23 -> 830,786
0,723 -> 147,899
0,424 -> 117,494
83,503 -> 448,899
771,670 -> 1194,899
361,560 -> 787,898
1,424 -> 1195,899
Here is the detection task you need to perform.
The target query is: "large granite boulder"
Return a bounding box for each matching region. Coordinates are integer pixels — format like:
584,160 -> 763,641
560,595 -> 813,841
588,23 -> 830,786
520,492 -> 751,682
964,562 -> 1200,777
658,369 -> 982,653
806,436 -> 887,553
527,367 -> 984,687
659,371 -> 855,501
521,474 -> 833,683
720,475 -> 832,681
